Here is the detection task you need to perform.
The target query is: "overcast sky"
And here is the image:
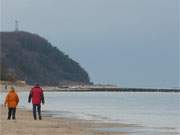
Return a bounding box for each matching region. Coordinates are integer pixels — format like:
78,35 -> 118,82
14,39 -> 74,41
1,0 -> 179,88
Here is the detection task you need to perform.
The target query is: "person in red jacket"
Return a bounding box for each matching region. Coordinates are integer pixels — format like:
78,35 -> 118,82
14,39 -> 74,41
28,84 -> 45,120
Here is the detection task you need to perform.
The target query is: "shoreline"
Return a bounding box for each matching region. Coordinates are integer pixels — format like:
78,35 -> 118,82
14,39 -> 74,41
1,106 -> 178,135
0,90 -> 179,135
0,106 -> 133,135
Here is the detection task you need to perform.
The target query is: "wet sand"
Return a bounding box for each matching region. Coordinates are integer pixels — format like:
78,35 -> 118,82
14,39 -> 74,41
0,106 -> 131,135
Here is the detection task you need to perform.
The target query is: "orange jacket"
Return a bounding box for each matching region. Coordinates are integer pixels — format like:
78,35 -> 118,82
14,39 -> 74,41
4,90 -> 19,108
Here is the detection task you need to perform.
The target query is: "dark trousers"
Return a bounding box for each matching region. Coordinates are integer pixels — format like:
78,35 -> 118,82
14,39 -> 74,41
33,104 -> 42,120
8,108 -> 16,120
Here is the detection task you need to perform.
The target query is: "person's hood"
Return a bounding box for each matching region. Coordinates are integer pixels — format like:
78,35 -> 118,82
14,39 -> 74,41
34,84 -> 40,88
9,89 -> 15,93
35,84 -> 40,87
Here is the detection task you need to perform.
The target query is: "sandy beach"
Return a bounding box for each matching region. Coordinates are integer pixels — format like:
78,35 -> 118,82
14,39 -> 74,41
0,106 -> 131,135
0,85 -> 133,135
1,85 -> 179,135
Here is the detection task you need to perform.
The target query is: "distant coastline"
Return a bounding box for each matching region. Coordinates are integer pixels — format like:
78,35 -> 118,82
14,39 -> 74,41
46,87 -> 180,92
1,83 -> 179,92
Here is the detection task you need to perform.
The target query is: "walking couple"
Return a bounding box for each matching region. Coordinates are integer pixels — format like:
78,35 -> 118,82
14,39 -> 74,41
4,84 -> 45,120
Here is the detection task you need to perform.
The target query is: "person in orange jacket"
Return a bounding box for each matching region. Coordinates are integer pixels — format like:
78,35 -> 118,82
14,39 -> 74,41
4,87 -> 19,120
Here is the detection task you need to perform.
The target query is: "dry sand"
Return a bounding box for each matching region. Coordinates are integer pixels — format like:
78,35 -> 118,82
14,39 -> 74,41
0,106 -> 131,135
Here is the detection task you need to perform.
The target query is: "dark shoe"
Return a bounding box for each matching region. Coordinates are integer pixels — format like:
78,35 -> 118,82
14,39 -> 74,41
39,116 -> 42,120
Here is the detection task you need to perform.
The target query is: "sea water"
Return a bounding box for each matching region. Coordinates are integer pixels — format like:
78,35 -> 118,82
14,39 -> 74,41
0,92 -> 179,134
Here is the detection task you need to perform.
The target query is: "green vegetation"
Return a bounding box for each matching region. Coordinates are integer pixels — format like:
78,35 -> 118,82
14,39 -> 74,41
0,31 -> 90,85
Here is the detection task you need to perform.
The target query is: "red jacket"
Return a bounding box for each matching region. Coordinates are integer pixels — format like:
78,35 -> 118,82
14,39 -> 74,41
28,86 -> 44,105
